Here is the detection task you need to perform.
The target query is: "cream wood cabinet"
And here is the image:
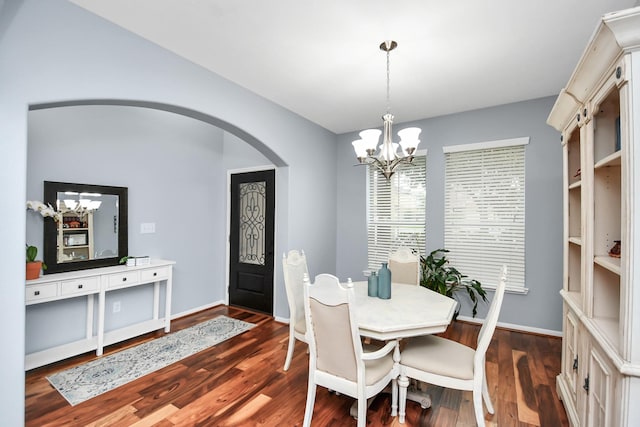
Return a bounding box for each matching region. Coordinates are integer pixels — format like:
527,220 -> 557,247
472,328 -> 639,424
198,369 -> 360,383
547,6 -> 640,427
25,259 -> 174,370
57,211 -> 94,262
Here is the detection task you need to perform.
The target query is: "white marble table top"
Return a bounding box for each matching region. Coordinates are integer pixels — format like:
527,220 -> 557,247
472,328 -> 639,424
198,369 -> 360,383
351,281 -> 458,341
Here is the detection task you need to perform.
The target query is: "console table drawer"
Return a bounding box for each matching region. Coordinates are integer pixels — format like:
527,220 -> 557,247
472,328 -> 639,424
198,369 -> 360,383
107,271 -> 139,289
26,283 -> 58,302
140,267 -> 170,282
61,277 -> 99,296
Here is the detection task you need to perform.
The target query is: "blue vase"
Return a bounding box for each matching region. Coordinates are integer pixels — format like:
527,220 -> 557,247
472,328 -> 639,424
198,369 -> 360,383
378,262 -> 391,299
368,271 -> 378,297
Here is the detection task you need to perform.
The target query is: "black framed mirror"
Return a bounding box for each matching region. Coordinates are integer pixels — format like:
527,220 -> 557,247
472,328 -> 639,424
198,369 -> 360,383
43,181 -> 128,274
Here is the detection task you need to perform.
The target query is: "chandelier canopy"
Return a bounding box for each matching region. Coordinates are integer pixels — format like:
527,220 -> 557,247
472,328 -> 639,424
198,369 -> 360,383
352,40 -> 421,180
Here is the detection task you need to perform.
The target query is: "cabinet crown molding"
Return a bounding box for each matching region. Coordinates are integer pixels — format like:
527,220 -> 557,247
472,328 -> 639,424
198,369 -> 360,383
547,6 -> 640,132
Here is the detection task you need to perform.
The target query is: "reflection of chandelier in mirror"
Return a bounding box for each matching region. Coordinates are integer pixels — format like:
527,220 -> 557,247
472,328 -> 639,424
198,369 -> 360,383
58,192 -> 102,215
352,40 -> 421,180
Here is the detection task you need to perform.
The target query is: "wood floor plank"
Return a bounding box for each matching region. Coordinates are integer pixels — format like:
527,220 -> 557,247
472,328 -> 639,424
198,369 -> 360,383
25,307 -> 568,427
512,349 -> 541,426
129,404 -> 179,427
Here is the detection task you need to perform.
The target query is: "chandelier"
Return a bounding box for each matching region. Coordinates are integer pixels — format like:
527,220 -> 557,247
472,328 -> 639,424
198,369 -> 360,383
352,40 -> 421,180
57,192 -> 102,216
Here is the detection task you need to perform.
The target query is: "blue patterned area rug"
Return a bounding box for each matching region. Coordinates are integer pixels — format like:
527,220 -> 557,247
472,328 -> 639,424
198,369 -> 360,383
47,315 -> 255,406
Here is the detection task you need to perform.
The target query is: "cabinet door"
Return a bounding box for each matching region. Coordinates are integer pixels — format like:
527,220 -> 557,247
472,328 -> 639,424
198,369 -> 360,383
564,309 -> 580,400
586,345 -> 616,427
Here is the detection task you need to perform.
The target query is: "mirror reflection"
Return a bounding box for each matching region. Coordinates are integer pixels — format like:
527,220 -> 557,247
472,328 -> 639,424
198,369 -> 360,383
56,192 -> 119,263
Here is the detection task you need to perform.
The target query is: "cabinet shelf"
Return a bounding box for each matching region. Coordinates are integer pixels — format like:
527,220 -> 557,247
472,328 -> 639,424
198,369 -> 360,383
594,255 -> 621,275
568,180 -> 582,190
568,236 -> 582,246
561,290 -> 582,314
595,151 -> 621,169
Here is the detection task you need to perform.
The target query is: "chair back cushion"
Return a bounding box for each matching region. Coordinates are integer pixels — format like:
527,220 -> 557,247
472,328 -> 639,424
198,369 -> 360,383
309,298 -> 357,381
304,274 -> 362,383
388,248 -> 420,285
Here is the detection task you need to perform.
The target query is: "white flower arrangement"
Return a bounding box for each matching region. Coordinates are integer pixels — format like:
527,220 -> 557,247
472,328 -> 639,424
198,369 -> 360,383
26,200 -> 62,222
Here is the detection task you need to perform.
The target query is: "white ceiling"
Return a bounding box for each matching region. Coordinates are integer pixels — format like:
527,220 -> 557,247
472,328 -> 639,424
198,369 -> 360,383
69,0 -> 638,134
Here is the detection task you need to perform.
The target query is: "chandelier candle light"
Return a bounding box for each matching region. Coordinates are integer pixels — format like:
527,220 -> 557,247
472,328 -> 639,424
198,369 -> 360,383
352,40 -> 421,180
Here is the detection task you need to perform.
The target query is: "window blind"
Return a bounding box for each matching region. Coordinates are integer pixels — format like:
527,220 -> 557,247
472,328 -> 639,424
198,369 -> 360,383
444,144 -> 526,289
367,156 -> 426,271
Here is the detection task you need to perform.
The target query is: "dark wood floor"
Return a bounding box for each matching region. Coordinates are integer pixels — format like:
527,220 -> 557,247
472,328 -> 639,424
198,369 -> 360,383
26,305 -> 569,426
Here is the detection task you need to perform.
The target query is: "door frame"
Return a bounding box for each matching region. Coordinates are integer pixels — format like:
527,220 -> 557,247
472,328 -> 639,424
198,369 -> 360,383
226,165 -> 278,314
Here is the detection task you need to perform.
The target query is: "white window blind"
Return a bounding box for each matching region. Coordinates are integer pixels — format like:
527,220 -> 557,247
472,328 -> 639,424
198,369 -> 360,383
367,156 -> 426,271
444,140 -> 526,290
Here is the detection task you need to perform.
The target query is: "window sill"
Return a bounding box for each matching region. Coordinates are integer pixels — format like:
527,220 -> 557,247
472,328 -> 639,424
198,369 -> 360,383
482,283 -> 529,295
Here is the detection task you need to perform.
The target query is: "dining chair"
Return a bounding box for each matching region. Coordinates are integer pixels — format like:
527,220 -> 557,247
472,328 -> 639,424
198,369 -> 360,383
388,247 -> 420,286
282,249 -> 310,371
397,265 -> 508,426
302,273 -> 400,427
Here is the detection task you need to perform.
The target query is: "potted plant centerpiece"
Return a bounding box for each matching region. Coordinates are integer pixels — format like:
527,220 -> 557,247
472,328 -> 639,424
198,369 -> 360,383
26,244 -> 46,280
420,248 -> 487,319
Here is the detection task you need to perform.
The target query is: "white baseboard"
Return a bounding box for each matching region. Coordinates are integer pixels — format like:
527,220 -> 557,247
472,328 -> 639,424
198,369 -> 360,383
170,300 -> 225,320
274,316 -> 290,324
456,314 -> 562,337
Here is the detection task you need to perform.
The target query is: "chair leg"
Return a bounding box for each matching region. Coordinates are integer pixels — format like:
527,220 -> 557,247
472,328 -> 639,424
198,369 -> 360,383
472,385 -> 486,427
391,377 -> 398,417
283,332 -> 295,371
357,396 -> 367,427
302,381 -> 317,427
398,374 -> 410,424
482,370 -> 494,414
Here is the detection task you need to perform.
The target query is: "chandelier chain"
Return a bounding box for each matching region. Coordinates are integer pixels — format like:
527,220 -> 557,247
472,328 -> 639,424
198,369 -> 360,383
386,47 -> 391,115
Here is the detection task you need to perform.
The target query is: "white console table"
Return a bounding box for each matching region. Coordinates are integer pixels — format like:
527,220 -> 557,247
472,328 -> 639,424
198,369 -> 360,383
25,259 -> 174,370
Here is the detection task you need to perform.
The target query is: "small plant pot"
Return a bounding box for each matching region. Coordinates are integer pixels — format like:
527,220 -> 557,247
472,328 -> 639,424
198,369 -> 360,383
26,261 -> 42,280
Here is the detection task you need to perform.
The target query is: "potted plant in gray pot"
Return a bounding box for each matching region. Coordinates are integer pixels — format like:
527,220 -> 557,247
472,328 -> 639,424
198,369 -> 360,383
420,248 -> 487,319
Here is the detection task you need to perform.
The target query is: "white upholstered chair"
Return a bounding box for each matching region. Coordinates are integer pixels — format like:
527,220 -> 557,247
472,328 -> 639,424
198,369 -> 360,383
397,265 -> 508,426
388,247 -> 420,286
302,273 -> 400,427
282,250 -> 309,371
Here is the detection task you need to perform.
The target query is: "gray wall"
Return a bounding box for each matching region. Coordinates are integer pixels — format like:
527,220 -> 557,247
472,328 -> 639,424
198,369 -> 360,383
336,96 -> 564,332
1,1 -> 337,424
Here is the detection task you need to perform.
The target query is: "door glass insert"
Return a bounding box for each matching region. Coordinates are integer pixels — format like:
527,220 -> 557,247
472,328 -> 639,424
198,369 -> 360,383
238,181 -> 266,265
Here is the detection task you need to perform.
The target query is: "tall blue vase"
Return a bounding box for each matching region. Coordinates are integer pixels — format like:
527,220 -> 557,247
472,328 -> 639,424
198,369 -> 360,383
378,262 -> 391,299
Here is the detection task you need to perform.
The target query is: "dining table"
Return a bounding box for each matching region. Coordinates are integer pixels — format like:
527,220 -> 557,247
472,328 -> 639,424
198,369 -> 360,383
348,280 -> 459,419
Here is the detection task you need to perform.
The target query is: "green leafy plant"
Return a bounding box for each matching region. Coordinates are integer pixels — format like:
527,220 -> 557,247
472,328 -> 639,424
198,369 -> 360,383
420,248 -> 487,319
26,245 -> 38,263
26,244 -> 46,269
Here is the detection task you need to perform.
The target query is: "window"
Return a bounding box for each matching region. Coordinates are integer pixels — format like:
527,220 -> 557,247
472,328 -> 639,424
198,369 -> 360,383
367,155 -> 426,271
443,138 -> 528,292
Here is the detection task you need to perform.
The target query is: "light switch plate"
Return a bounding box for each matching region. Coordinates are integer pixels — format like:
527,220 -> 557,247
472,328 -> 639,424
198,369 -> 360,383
140,222 -> 156,234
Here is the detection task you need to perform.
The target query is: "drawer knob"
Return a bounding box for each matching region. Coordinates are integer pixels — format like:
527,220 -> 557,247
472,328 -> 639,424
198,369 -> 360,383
34,290 -> 40,296
153,272 -> 157,277
122,277 -> 127,282
78,284 -> 83,289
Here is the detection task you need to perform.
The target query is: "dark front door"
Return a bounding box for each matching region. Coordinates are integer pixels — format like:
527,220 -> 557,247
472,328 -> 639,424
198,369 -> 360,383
229,169 -> 275,315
